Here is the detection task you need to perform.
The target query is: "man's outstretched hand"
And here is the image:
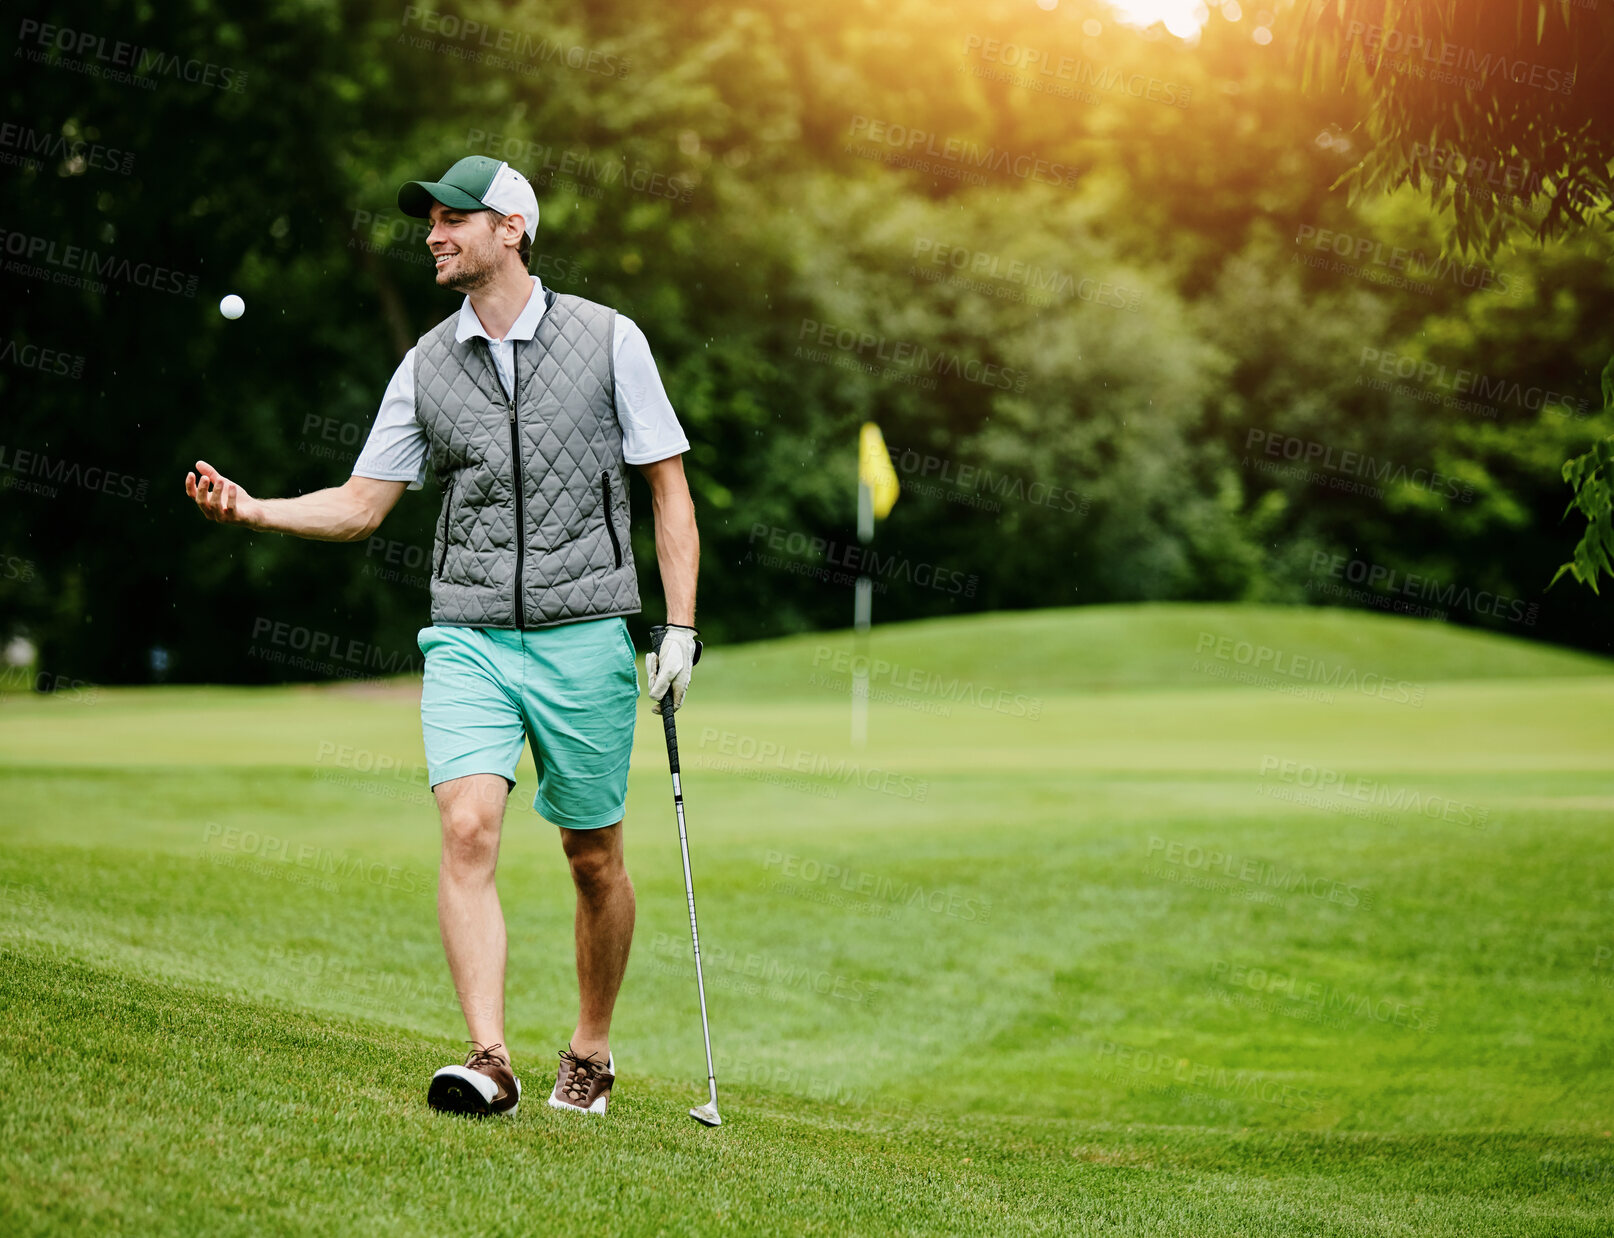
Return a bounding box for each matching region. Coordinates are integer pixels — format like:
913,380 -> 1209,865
186,460 -> 261,528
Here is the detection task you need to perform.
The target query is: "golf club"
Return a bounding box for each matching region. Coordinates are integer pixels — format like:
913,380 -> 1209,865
649,625 -> 721,1127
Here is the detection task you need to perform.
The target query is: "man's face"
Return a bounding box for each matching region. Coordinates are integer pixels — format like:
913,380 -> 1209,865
425,203 -> 504,292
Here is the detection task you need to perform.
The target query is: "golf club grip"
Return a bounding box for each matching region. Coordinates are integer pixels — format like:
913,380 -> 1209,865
648,624 -> 695,772
647,626 -> 678,771
660,693 -> 680,772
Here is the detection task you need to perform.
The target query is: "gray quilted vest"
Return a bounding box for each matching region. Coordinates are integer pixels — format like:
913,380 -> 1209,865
413,289 -> 640,629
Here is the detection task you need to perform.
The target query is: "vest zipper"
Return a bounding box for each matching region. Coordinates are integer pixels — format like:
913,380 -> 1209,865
601,471 -> 623,569
437,476 -> 454,579
507,362 -> 526,629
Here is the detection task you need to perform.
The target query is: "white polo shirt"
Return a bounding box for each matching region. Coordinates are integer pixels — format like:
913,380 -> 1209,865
352,276 -> 690,490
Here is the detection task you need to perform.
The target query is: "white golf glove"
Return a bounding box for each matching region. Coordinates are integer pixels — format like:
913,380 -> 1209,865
647,625 -> 700,714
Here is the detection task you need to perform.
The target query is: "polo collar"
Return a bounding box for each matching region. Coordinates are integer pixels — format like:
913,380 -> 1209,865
455,275 -> 548,345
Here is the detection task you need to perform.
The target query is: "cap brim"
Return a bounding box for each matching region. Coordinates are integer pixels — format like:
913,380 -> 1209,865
397,179 -> 488,218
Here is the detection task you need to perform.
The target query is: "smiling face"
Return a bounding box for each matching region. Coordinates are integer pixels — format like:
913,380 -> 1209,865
425,202 -> 519,292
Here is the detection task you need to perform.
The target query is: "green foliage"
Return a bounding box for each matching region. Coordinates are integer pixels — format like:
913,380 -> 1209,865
4,0 -> 1612,684
1554,357 -> 1614,592
1296,0 -> 1614,256
1293,0 -> 1614,596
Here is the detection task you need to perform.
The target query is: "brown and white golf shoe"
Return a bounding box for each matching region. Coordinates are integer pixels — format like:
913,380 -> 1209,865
547,1046 -> 615,1115
427,1042 -> 521,1117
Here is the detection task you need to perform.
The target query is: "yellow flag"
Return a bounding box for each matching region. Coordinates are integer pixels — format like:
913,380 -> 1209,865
858,422 -> 900,519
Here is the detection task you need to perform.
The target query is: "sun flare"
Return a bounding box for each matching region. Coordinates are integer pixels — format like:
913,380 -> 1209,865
1101,0 -> 1225,40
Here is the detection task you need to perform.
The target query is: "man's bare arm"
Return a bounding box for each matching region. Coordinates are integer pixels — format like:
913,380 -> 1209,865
638,455 -> 698,627
186,460 -> 408,542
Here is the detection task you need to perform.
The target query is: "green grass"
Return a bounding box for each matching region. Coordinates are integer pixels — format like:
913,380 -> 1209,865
3,603 -> 1613,1235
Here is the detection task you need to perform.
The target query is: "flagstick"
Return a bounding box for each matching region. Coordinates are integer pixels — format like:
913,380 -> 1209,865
852,480 -> 873,748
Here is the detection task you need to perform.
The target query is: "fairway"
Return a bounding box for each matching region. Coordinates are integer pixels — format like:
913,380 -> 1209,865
2,604 -> 1612,1235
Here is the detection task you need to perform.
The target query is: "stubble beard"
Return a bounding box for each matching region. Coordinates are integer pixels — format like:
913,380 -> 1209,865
438,243 -> 499,293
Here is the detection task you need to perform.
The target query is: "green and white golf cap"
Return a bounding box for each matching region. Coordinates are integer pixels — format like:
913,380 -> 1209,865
398,156 -> 539,239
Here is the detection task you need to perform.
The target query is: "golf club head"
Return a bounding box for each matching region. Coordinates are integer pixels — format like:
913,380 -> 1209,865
689,1102 -> 722,1127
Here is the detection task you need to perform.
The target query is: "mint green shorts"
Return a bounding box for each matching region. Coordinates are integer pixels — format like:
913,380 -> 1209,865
416,618 -> 640,829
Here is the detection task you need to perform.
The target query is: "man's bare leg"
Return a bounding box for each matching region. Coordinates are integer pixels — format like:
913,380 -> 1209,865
435,774 -> 512,1062
561,822 -> 635,1063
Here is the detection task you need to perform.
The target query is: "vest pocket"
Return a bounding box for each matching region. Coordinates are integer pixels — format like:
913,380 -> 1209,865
601,471 -> 623,569
437,476 -> 454,579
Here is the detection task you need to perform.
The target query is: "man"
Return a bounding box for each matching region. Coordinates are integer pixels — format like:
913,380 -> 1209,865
185,155 -> 701,1120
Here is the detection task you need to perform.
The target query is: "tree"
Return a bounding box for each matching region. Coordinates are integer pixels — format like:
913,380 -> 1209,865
1294,0 -> 1614,592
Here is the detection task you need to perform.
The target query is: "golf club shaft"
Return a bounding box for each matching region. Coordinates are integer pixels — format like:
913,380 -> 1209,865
661,692 -> 719,1108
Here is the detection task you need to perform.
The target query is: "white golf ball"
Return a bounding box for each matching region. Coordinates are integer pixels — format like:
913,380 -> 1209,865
219,294 -> 245,320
